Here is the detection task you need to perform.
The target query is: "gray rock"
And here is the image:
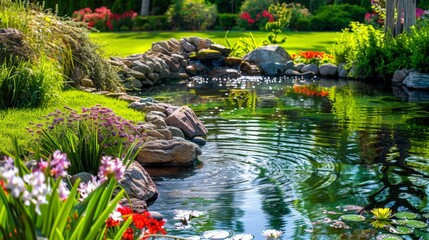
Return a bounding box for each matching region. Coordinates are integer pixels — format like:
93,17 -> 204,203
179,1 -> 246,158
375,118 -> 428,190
167,126 -> 185,138
131,79 -> 143,89
155,128 -> 173,140
140,97 -> 155,103
144,129 -> 168,140
195,49 -> 222,60
210,43 -> 231,56
293,63 -> 306,72
147,72 -> 160,83
285,69 -> 301,75
137,122 -> 158,130
132,61 -> 151,75
70,172 -> 94,186
80,78 -> 94,87
338,63 -> 348,78
285,60 -> 295,70
260,62 -> 288,76
167,38 -> 183,53
143,104 -> 166,113
152,42 -> 170,55
145,114 -> 167,128
243,45 -> 292,66
208,68 -> 241,78
403,72 -> 429,89
319,63 -> 337,77
125,68 -> 146,79
118,161 -> 159,207
180,39 -> 196,52
301,64 -> 319,74
188,37 -> 212,50
140,78 -> 154,86
149,211 -> 164,221
146,110 -> 167,118
165,106 -> 208,139
159,67 -> 171,79
166,106 -> 179,116
392,69 -> 411,83
191,136 -> 206,146
136,139 -> 202,166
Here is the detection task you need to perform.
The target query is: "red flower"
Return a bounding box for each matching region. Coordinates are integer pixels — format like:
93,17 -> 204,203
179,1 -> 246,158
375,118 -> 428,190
132,213 -> 146,230
106,217 -> 121,228
122,227 -> 134,240
0,180 -> 7,195
240,11 -> 251,20
118,206 -> 133,216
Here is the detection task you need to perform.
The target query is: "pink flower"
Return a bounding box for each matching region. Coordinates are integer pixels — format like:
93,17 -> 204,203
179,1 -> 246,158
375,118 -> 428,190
50,150 -> 70,178
98,156 -> 125,183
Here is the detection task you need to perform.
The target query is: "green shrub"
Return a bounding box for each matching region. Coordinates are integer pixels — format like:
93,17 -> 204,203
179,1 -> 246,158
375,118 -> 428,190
293,17 -> 311,31
408,24 -> 429,73
287,3 -> 311,31
0,58 -> 62,109
218,13 -> 238,30
166,0 -> 218,30
134,15 -> 170,31
309,4 -> 367,31
331,22 -> 385,79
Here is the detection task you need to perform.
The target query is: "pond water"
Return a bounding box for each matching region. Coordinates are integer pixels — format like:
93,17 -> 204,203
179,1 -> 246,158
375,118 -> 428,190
142,77 -> 429,240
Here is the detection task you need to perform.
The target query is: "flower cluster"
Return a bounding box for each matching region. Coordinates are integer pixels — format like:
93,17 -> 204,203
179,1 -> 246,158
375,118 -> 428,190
239,10 -> 274,29
293,85 -> 329,97
0,152 -> 70,214
105,205 -> 166,239
73,7 -> 137,31
98,156 -> 125,183
291,51 -> 333,65
29,105 -> 145,157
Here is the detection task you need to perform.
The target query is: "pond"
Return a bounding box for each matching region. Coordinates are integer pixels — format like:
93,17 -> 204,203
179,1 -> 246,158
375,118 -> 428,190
142,76 -> 429,240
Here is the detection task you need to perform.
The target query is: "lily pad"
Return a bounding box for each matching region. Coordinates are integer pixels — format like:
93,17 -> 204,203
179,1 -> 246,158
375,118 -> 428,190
339,214 -> 366,222
376,234 -> 403,240
392,219 -> 407,225
405,220 -> 428,228
388,226 -> 413,235
422,213 -> 429,218
231,234 -> 254,240
394,212 -> 418,219
202,230 -> 233,239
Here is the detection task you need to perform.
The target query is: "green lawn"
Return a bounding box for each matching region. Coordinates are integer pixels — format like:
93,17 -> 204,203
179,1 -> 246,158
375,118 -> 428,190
90,31 -> 339,57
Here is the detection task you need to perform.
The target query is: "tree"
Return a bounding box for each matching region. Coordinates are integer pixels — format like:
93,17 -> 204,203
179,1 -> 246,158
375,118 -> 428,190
140,0 -> 150,15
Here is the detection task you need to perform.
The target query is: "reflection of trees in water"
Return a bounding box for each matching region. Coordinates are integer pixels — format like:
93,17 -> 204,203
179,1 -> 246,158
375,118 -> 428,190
223,89 -> 258,110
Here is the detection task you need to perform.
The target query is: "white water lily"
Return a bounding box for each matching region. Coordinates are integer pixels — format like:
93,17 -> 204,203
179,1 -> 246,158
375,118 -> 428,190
261,229 -> 284,239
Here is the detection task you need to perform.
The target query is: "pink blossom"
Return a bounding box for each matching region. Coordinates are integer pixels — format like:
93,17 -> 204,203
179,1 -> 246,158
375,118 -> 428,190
98,156 -> 125,183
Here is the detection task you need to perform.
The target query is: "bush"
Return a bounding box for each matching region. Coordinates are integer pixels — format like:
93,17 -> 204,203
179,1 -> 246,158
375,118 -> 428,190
218,13 -> 238,30
287,3 -> 311,31
237,0 -> 275,30
72,7 -> 137,31
309,4 -> 367,31
134,15 -> 170,31
29,105 -> 145,175
166,0 -> 218,30
408,24 -> 429,73
0,58 -> 62,109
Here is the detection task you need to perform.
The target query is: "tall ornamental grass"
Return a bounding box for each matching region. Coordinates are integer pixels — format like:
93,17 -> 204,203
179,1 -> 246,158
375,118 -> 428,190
0,57 -> 62,109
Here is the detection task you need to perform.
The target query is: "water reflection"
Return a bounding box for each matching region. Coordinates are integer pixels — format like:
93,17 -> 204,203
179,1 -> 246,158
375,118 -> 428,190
141,77 -> 429,239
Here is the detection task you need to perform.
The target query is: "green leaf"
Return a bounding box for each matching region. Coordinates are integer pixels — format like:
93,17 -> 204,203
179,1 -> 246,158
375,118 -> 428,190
394,212 -> 418,219
405,220 -> 428,228
389,226 -> 413,235
339,214 -> 366,222
112,217 -> 132,240
375,234 -> 403,240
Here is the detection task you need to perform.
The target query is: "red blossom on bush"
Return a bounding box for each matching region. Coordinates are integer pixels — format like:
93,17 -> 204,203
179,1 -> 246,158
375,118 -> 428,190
239,10 -> 274,27
72,7 -> 136,31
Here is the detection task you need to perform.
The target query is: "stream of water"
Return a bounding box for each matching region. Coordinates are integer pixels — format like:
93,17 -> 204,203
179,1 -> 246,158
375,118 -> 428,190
142,77 -> 429,240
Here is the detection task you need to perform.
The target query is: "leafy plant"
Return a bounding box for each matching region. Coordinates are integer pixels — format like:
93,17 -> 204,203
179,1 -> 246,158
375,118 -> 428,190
29,105 -> 145,175
263,3 -> 291,45
0,57 -> 62,109
166,0 -> 218,30
309,4 -> 367,31
0,145 -> 133,240
224,31 -> 257,57
72,7 -> 137,31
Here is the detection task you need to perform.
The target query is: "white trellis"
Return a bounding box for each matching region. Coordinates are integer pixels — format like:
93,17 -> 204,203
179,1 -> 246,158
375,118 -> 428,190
384,0 -> 416,36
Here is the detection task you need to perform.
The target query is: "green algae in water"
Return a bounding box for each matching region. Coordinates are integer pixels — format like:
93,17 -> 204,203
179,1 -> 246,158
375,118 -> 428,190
339,214 -> 366,222
394,211 -> 418,219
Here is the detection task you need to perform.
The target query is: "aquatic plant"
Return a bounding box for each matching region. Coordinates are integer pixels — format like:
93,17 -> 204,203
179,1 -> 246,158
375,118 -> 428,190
371,208 -> 393,220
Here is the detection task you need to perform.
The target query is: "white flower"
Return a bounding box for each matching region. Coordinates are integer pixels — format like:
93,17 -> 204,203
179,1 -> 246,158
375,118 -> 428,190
261,229 -> 284,239
78,176 -> 100,201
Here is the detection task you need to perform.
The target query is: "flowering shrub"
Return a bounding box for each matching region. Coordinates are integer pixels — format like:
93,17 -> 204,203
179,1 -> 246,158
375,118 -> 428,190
0,149 -> 136,239
291,51 -> 334,65
28,105 -> 145,175
73,7 -> 137,31
239,10 -> 274,30
105,205 -> 166,239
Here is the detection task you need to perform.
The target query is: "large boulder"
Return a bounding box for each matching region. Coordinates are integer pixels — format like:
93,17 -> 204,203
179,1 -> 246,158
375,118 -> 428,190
118,161 -> 159,209
403,72 -> 429,89
260,62 -> 288,76
319,63 -> 338,77
243,45 -> 292,67
165,106 -> 208,139
136,139 -> 202,166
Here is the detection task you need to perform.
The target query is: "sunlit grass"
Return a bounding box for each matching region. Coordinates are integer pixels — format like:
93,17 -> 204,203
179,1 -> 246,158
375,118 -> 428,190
0,90 -> 143,155
90,31 -> 338,57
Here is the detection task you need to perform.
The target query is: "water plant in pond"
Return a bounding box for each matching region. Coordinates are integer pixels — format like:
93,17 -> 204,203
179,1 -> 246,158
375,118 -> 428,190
371,208 -> 393,220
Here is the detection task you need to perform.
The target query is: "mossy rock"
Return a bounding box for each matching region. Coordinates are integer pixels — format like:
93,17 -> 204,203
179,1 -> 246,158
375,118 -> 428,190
195,49 -> 222,60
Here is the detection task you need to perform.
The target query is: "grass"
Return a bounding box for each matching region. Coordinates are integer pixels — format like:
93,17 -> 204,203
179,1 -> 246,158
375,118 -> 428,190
90,30 -> 339,57
0,90 -> 143,155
